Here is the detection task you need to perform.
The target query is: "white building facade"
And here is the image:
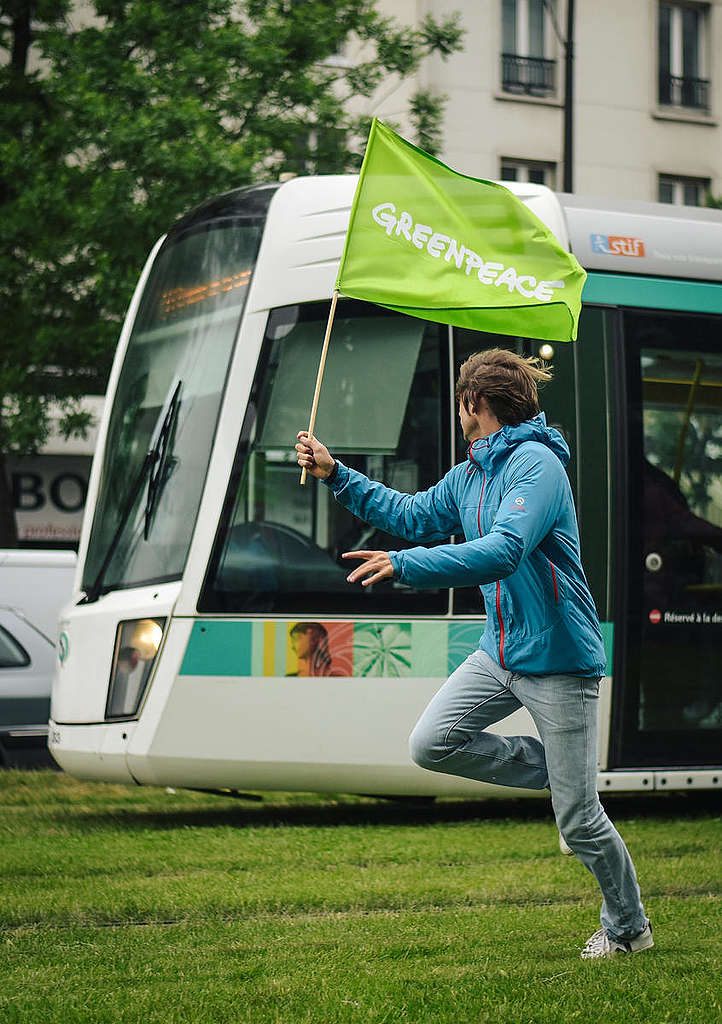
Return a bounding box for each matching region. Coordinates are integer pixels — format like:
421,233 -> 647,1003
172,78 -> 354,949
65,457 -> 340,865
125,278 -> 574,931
372,0 -> 722,204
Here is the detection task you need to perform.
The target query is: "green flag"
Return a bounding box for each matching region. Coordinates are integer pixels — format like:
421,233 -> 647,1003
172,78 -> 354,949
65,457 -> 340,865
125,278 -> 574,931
336,120 -> 586,342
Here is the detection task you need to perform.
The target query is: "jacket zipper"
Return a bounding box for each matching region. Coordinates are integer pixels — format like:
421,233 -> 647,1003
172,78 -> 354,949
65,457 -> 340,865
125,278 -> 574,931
474,467 -> 506,668
496,580 -> 506,668
547,558 -> 559,602
476,470 -> 486,537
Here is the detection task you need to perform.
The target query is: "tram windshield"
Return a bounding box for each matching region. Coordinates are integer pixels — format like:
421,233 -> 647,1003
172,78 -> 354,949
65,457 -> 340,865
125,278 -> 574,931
82,221 -> 263,595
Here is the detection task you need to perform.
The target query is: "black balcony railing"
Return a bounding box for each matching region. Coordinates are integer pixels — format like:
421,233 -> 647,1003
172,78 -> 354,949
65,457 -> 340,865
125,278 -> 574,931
658,72 -> 710,110
501,54 -> 556,96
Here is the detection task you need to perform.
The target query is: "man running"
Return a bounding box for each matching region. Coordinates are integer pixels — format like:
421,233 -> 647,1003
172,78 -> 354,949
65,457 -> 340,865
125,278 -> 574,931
296,347 -> 652,960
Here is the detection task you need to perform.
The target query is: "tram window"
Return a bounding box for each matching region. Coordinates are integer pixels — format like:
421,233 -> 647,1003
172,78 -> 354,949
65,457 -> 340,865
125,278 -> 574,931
627,312 -> 722,739
201,300 -> 450,615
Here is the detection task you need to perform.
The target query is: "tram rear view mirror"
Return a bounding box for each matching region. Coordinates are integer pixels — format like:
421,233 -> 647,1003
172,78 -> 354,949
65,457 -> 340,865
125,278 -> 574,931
257,316 -> 424,454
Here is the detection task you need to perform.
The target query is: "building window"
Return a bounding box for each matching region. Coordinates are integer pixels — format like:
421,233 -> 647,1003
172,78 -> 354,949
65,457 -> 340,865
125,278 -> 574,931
658,3 -> 709,110
658,174 -> 710,205
500,159 -> 556,188
501,0 -> 557,97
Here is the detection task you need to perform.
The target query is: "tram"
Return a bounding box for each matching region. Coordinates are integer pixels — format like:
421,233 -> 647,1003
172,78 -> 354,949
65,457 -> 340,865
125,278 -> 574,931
49,176 -> 722,796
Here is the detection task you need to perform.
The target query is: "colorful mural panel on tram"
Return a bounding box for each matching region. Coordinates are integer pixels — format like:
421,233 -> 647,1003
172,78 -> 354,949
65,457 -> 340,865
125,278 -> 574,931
178,619 -> 534,679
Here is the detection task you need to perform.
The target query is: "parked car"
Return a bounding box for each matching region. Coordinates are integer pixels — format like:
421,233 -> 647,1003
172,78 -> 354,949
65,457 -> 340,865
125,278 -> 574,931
0,550 -> 76,767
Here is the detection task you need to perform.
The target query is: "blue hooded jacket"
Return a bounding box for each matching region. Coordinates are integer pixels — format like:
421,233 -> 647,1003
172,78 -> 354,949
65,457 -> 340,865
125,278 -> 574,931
323,413 -> 606,678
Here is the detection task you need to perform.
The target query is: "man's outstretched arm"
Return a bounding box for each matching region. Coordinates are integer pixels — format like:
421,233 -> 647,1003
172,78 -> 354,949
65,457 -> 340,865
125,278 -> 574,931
388,448 -> 563,588
296,432 -> 463,543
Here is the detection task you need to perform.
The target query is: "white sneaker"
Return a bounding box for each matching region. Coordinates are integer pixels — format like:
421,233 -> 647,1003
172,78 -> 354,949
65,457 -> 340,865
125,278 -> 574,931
559,832 -> 574,856
581,919 -> 654,959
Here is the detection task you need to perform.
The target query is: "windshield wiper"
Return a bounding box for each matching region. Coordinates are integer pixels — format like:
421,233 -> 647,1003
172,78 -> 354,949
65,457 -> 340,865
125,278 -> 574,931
144,380 -> 182,540
83,380 -> 183,604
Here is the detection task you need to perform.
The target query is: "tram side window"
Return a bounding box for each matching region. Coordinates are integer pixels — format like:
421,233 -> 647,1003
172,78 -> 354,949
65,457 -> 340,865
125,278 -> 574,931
202,301 -> 450,615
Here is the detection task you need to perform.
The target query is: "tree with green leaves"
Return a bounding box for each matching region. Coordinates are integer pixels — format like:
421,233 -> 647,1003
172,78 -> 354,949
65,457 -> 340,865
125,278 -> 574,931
0,0 -> 464,544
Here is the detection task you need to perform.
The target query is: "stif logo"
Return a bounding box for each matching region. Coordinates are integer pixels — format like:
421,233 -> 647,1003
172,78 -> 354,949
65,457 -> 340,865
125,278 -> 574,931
590,234 -> 645,258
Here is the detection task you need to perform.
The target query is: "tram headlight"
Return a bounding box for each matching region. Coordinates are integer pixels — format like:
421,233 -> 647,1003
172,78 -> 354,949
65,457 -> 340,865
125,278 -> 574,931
128,619 -> 164,660
106,618 -> 166,720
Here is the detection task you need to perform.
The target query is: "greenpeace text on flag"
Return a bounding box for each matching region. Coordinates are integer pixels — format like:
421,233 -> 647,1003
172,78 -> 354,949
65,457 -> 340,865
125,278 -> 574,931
371,201 -> 565,303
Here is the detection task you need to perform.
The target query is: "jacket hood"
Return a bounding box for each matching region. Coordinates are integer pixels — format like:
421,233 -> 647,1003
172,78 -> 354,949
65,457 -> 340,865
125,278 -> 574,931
468,413 -> 570,472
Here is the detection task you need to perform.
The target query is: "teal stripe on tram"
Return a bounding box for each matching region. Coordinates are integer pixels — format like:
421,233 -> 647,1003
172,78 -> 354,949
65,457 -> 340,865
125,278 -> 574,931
178,619 -> 616,678
180,620 -> 252,676
583,272 -> 722,314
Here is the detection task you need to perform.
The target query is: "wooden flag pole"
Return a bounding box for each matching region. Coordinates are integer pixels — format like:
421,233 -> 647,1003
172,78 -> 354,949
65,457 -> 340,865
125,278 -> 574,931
300,289 -> 339,485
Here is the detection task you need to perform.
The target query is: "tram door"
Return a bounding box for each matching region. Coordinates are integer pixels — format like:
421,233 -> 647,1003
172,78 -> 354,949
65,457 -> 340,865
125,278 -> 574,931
613,310 -> 722,768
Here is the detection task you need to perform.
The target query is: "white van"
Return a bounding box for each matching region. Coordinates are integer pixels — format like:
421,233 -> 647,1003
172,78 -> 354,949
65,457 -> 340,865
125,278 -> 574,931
0,550 -> 76,766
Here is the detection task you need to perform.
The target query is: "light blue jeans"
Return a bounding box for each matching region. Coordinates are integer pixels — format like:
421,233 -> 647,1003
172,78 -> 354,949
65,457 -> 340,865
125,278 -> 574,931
409,649 -> 647,941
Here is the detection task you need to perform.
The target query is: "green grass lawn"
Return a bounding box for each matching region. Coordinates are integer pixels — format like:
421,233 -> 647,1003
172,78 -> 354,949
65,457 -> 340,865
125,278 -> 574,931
0,771 -> 720,1023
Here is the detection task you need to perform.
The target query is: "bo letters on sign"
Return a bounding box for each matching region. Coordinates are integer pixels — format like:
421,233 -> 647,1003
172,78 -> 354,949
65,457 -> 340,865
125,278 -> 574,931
11,472 -> 88,514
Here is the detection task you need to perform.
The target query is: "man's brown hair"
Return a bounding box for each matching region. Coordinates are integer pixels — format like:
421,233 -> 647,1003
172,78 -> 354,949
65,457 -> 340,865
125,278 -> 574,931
455,348 -> 553,427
